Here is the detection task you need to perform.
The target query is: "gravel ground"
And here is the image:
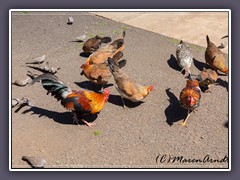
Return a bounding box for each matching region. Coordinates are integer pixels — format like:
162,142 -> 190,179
11,11 -> 229,169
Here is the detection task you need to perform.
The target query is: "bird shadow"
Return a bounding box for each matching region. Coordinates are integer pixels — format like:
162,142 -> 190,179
69,40 -> 84,43
193,58 -> 210,71
164,88 -> 187,126
108,94 -> 144,108
79,52 -> 91,58
199,85 -> 209,93
217,72 -> 228,77
21,106 -> 97,126
216,78 -> 228,91
167,54 -> 182,72
14,104 -> 29,113
74,81 -> 113,92
224,121 -> 228,128
193,59 -> 227,77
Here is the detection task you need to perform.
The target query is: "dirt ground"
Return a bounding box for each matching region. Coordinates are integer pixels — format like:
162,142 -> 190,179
11,11 -> 229,169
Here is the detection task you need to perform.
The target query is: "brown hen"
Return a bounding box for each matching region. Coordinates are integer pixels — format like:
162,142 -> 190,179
108,57 -> 154,108
82,35 -> 112,53
205,35 -> 228,75
81,51 -> 126,86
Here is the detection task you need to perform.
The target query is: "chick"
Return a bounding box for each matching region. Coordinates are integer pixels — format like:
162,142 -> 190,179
196,68 -> 218,93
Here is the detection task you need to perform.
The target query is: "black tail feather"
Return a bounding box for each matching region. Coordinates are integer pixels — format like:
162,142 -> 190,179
118,60 -> 127,69
110,39 -> 124,49
100,37 -> 112,43
112,51 -> 123,61
107,57 -> 119,74
120,30 -> 126,39
206,35 -> 210,44
30,73 -> 71,101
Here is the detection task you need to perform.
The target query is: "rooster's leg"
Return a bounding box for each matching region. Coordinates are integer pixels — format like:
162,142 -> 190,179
181,110 -> 191,127
81,119 -> 96,128
72,113 -> 96,127
72,113 -> 80,125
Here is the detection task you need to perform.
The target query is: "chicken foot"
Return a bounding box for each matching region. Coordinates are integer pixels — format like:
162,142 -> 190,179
72,113 -> 96,127
180,110 -> 191,127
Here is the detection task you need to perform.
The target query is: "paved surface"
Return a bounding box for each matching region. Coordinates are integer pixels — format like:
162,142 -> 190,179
11,11 -> 228,169
93,12 -> 229,54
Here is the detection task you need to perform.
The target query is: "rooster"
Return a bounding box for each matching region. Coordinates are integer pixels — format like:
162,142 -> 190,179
176,40 -> 193,76
196,68 -> 218,93
81,51 -> 126,86
179,77 -> 201,127
84,31 -> 125,65
205,35 -> 228,75
82,35 -> 112,53
108,57 -> 154,108
30,73 -> 110,127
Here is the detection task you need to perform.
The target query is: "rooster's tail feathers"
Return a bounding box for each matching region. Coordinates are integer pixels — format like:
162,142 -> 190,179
30,73 -> 72,100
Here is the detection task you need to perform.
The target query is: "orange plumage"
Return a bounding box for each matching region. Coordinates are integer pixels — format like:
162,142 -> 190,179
179,79 -> 201,127
81,51 -> 126,85
31,73 -> 110,127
